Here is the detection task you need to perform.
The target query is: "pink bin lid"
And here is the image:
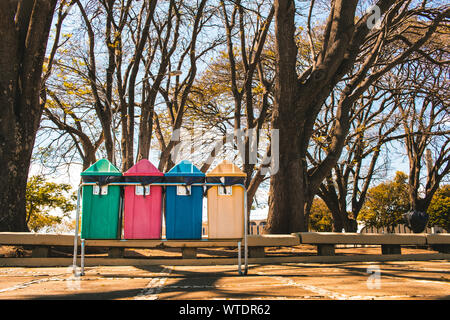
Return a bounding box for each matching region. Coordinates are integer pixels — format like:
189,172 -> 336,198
124,159 -> 164,176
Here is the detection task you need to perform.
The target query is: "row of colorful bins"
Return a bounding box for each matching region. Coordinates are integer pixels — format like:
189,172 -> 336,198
79,159 -> 246,240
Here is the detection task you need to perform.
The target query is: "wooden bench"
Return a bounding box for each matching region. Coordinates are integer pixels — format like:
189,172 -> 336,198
0,232 -> 74,258
426,234 -> 450,253
294,232 -> 450,255
0,232 -> 299,259
247,234 -> 299,257
1,232 -> 448,262
84,235 -> 299,258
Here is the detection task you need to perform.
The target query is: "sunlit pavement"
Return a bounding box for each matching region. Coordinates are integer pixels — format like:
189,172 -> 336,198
0,260 -> 449,300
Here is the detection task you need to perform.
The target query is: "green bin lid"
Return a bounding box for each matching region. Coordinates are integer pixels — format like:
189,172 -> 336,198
80,159 -> 122,176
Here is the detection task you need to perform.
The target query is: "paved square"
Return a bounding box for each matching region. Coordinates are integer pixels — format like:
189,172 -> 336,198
0,260 -> 449,300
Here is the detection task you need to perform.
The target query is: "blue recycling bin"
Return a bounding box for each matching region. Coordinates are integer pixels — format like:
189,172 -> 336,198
164,160 -> 205,239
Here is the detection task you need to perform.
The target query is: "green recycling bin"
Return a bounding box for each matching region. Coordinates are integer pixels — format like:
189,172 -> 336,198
80,159 -> 122,239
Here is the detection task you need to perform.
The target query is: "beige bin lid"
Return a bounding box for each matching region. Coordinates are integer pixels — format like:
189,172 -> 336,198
206,160 -> 246,177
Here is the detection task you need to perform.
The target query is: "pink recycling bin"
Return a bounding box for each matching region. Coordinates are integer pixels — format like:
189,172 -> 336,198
123,159 -> 164,239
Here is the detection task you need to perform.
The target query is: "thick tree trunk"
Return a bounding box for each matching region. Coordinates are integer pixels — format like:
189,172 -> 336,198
0,0 -> 57,231
0,144 -> 31,231
266,159 -> 308,233
265,0 -> 307,233
266,0 -> 372,233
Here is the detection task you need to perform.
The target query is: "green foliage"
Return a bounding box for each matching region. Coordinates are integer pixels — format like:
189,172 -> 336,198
26,175 -> 75,232
309,198 -> 333,232
358,171 -> 410,233
427,185 -> 450,231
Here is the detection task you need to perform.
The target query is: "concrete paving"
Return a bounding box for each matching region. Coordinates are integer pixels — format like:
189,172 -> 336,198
0,260 -> 449,300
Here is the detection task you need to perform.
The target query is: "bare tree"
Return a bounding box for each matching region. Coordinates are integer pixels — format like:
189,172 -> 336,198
396,59 -> 449,213
194,0 -> 275,215
266,0 -> 449,233
316,87 -> 402,232
154,0 -> 224,172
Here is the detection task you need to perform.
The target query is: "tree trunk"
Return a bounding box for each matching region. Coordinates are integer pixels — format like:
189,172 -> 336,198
319,178 -> 358,233
0,0 -> 57,231
265,0 -> 307,233
136,102 -> 154,162
330,210 -> 357,232
266,159 -> 307,233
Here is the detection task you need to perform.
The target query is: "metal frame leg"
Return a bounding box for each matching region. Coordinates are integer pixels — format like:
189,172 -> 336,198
238,241 -> 242,275
244,236 -> 248,275
243,185 -> 248,275
81,239 -> 86,276
72,187 -> 81,275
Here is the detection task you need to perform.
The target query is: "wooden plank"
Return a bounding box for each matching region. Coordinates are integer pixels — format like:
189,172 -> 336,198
85,239 -> 162,248
247,234 -> 300,247
249,247 -> 265,258
381,244 -> 402,255
294,232 -> 427,245
108,248 -> 124,258
1,253 -> 449,267
31,247 -> 50,258
1,233 -> 302,248
0,232 -> 76,246
7,232 -> 447,249
317,244 -> 335,256
182,248 -> 197,259
84,239 -> 240,248
0,233 -> 240,248
426,234 -> 450,244
87,235 -> 299,248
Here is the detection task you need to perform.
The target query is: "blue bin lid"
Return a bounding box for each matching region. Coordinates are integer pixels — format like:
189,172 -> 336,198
165,160 -> 205,177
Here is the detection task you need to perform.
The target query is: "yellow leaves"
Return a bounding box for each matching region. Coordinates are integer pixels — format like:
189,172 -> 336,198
46,97 -> 73,114
310,197 -> 333,232
76,87 -> 92,95
44,99 -> 57,110
359,171 -> 410,230
63,107 -> 75,116
62,80 -> 91,96
252,82 -> 265,95
264,48 -> 276,60
63,81 -> 73,89
218,49 -> 229,60
58,48 -> 69,55
72,57 -> 86,67
26,175 -> 75,232
107,40 -> 120,48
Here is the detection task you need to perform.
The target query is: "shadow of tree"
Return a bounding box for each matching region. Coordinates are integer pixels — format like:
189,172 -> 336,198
25,260 -> 450,300
27,264 -> 265,300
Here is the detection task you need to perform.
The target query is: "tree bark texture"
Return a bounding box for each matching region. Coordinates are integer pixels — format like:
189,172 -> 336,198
0,0 -> 57,231
266,0 -> 307,233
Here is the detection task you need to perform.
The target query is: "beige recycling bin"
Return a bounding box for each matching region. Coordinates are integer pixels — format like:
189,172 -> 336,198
206,160 -> 246,239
